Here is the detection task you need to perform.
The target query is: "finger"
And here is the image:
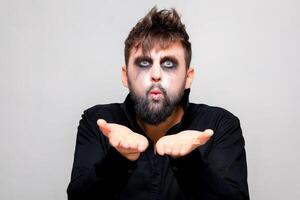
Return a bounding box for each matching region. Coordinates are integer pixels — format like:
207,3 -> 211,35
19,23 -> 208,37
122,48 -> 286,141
197,129 -> 214,145
168,145 -> 182,159
97,119 -> 111,136
120,140 -> 130,149
109,137 -> 120,148
137,138 -> 149,152
204,129 -> 214,137
179,143 -> 191,156
127,140 -> 138,149
170,143 -> 181,156
165,147 -> 172,155
119,138 -> 139,150
179,144 -> 187,156
155,140 -> 165,156
164,142 -> 173,155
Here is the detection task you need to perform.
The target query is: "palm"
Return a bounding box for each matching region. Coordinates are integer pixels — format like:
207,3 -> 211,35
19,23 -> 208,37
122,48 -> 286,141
155,129 -> 213,158
97,119 -> 149,161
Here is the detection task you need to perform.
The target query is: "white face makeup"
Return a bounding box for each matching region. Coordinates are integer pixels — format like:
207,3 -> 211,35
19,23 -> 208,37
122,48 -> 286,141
122,41 -> 191,125
126,42 -> 188,107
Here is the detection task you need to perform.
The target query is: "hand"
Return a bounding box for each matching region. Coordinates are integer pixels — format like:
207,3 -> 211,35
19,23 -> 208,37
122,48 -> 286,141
155,129 -> 214,158
97,119 -> 149,161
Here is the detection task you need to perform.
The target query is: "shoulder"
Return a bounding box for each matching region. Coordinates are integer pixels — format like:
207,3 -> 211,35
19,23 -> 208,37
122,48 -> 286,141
188,103 -> 244,148
82,103 -> 124,123
186,103 -> 240,132
188,103 -> 239,121
76,103 -> 124,137
84,103 -> 122,115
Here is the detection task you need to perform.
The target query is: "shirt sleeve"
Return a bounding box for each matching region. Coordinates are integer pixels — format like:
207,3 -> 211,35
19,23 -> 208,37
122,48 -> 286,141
168,114 -> 249,200
67,111 -> 137,200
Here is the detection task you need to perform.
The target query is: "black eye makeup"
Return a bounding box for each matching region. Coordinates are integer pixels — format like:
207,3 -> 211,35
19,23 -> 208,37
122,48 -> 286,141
134,56 -> 153,68
133,55 -> 179,70
160,56 -> 178,69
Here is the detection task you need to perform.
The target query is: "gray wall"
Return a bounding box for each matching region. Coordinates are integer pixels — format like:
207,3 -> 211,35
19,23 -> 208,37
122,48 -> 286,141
1,0 -> 299,199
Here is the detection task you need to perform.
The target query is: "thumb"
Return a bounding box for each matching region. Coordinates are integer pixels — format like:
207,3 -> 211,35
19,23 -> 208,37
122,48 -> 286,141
203,129 -> 214,137
97,119 -> 111,137
197,129 -> 214,145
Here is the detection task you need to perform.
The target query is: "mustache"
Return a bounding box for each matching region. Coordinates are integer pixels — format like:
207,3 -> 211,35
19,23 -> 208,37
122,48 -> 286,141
146,84 -> 167,96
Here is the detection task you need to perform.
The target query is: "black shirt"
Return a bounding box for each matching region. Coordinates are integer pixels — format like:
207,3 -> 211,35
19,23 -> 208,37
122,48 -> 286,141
67,90 -> 249,200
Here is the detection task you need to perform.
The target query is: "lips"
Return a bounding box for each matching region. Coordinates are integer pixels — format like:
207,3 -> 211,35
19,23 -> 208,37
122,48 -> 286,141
149,88 -> 162,95
149,87 -> 163,100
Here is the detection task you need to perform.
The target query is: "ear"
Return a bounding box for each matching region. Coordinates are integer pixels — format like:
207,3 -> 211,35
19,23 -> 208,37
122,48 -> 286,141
185,68 -> 195,89
121,66 -> 129,88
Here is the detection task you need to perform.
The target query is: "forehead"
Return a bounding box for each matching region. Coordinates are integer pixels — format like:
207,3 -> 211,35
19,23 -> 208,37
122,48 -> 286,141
129,42 -> 185,60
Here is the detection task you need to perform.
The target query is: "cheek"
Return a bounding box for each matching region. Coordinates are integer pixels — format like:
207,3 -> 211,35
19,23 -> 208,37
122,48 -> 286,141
161,72 -> 186,93
161,75 -> 172,90
128,70 -> 151,93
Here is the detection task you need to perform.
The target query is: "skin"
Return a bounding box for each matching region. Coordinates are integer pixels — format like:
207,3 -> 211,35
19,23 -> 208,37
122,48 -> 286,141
97,42 -> 214,161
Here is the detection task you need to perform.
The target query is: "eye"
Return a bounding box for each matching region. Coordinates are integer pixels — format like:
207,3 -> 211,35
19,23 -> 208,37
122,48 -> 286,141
162,60 -> 175,68
138,60 -> 151,67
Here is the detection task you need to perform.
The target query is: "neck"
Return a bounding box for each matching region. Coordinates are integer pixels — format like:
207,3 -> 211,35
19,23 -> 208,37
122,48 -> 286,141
137,106 -> 184,144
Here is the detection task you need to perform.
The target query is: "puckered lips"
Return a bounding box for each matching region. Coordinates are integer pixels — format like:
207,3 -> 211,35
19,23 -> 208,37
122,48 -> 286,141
149,87 -> 163,101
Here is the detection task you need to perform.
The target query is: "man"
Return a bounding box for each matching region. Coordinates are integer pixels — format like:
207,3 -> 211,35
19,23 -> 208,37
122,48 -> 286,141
67,7 -> 249,200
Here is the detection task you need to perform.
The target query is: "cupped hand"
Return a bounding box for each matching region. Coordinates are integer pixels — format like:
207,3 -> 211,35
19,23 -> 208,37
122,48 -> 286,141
155,129 -> 214,158
97,119 -> 149,161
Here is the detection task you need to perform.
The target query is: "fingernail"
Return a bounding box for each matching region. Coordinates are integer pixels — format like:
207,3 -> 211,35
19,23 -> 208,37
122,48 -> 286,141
206,129 -> 214,136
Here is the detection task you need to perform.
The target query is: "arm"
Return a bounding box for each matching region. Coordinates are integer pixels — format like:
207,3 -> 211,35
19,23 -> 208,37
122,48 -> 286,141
67,112 -> 138,200
168,116 -> 249,200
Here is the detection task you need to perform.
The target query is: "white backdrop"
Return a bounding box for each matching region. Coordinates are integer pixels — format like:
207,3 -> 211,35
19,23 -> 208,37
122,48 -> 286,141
1,0 -> 299,199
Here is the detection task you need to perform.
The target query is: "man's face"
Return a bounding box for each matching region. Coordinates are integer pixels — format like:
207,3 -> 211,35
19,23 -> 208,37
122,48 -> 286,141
123,42 -> 193,125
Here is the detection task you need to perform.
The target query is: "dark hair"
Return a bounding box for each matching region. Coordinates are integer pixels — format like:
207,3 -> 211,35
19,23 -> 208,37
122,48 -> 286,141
124,7 -> 192,68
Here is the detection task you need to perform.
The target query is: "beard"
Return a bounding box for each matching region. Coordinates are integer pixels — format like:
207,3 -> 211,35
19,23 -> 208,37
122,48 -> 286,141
128,82 -> 185,125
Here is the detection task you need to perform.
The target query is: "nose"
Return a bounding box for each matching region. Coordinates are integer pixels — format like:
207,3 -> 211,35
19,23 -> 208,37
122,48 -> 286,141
150,65 -> 162,82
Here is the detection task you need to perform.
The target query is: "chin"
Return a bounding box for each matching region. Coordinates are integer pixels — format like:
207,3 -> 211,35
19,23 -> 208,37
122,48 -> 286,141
148,102 -> 164,112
